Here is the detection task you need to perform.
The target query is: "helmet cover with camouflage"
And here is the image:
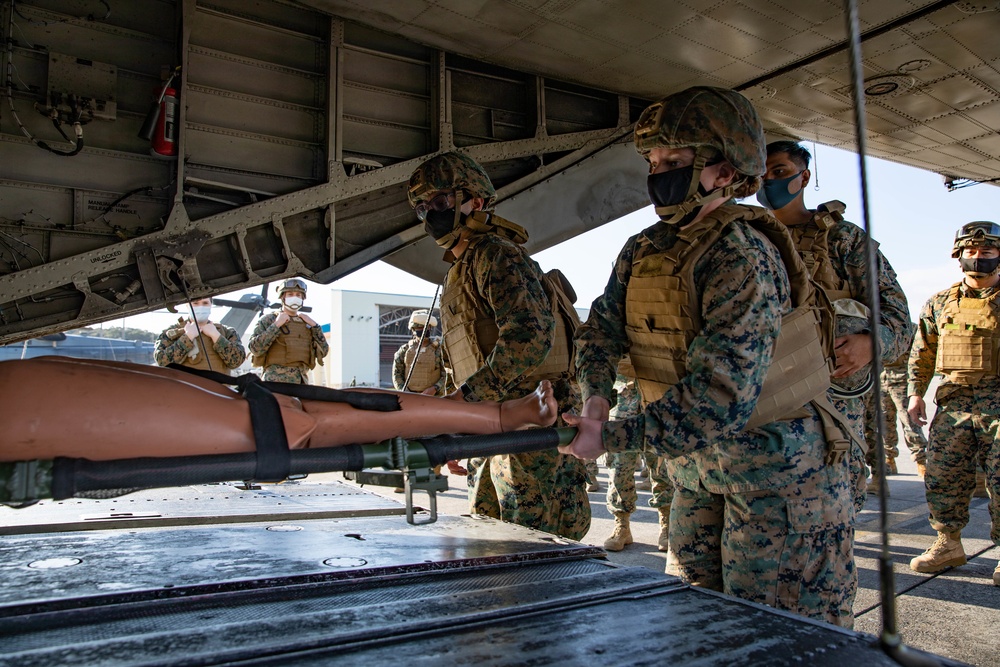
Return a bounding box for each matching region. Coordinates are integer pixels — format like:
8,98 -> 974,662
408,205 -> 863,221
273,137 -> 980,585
408,309 -> 438,330
407,152 -> 497,209
952,221 -> 1000,257
635,86 -> 765,224
278,278 -> 308,298
408,152 -> 497,249
831,312 -> 875,399
952,221 -> 1000,277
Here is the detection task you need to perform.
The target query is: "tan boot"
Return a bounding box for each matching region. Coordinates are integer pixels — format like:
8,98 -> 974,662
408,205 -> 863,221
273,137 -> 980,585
636,477 -> 652,491
657,505 -> 670,552
603,513 -> 632,552
916,461 -> 927,478
973,470 -> 988,498
867,474 -> 888,496
885,455 -> 898,476
993,561 -> 1000,587
910,531 -> 966,573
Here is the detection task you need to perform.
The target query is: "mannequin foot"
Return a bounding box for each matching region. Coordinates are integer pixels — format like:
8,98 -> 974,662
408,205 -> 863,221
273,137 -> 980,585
500,380 -> 558,431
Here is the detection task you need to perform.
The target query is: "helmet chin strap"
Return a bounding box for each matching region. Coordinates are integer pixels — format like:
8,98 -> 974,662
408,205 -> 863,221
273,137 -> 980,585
433,190 -> 466,250
653,149 -> 737,225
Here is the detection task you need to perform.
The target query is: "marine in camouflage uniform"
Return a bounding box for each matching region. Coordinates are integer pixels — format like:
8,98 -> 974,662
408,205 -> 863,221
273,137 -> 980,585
603,360 -> 674,552
563,88 -> 854,627
249,279 -> 329,384
392,311 -> 447,396
760,141 -> 910,516
862,324 -> 927,478
408,152 -> 590,540
907,222 -> 1000,586
154,297 -> 246,375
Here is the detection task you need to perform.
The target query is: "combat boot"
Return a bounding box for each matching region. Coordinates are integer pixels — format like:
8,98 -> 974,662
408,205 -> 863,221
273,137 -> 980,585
657,506 -> 670,552
636,476 -> 652,491
587,478 -> 602,492
603,513 -> 632,552
910,531 -> 966,573
993,561 -> 1000,587
915,460 -> 927,478
885,455 -> 898,476
973,469 -> 988,498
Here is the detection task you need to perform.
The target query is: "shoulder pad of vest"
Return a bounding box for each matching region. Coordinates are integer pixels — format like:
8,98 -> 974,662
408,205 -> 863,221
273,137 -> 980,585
464,210 -> 529,245
815,201 -> 846,228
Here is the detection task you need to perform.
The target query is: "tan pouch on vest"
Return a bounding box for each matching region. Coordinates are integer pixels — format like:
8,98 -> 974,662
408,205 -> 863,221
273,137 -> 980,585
746,304 -> 831,429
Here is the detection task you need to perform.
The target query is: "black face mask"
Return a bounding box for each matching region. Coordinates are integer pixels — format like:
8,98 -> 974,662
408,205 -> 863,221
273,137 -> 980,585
960,256 -> 1000,276
424,208 -> 464,240
646,165 -> 694,208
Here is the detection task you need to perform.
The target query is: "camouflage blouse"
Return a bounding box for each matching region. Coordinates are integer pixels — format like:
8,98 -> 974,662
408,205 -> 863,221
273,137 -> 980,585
447,234 -> 557,402
908,281 -> 1000,398
575,210 -> 833,493
154,320 -> 246,370
791,216 -> 911,364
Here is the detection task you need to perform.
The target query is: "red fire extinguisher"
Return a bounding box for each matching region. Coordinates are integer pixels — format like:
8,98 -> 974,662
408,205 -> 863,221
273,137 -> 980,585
150,86 -> 178,158
138,67 -> 180,159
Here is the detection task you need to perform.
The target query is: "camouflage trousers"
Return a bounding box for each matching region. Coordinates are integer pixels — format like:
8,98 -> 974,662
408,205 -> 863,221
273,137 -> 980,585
467,450 -> 591,540
863,379 -> 928,468
834,394 -> 869,519
605,450 -> 673,515
924,388 -> 1000,544
665,473 -> 855,628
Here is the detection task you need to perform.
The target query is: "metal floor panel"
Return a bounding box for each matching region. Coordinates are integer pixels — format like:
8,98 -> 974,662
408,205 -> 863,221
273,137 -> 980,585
0,557 -> 924,667
0,479 -> 405,534
0,513 -> 600,608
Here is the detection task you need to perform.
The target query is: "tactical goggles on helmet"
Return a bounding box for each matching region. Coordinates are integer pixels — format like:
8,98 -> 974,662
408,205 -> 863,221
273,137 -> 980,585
279,278 -> 308,296
414,191 -> 458,221
955,221 -> 1000,245
952,221 -> 1000,257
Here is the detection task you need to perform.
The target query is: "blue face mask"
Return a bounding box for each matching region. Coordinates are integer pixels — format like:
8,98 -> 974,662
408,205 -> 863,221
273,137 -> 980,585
756,171 -> 804,210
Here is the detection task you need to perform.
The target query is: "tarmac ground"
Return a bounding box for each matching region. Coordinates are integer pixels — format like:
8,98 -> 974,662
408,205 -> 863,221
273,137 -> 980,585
343,450 -> 1000,667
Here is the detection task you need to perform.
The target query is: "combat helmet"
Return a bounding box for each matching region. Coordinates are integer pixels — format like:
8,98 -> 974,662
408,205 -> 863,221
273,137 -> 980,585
278,278 -> 308,298
830,310 -> 875,400
407,152 -> 496,209
408,152 -> 497,250
634,86 -> 765,224
408,309 -> 438,330
951,221 -> 1000,258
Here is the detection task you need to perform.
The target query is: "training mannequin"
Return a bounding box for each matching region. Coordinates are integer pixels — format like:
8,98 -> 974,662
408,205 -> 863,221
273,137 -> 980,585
0,357 -> 557,462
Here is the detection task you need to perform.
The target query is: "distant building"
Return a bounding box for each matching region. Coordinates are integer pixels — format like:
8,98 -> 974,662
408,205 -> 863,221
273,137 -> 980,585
311,289 -> 588,389
0,333 -> 156,365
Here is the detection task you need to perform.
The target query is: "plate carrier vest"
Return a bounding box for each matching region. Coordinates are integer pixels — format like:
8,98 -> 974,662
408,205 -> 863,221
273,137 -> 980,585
403,338 -> 443,392
935,282 -> 1000,385
166,325 -> 232,376
442,211 -> 580,387
788,201 -> 874,399
625,204 -> 853,463
254,317 -> 316,370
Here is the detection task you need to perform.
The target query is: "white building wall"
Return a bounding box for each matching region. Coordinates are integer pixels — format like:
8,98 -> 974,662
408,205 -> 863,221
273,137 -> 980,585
304,288 -> 586,389
316,289 -> 437,388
